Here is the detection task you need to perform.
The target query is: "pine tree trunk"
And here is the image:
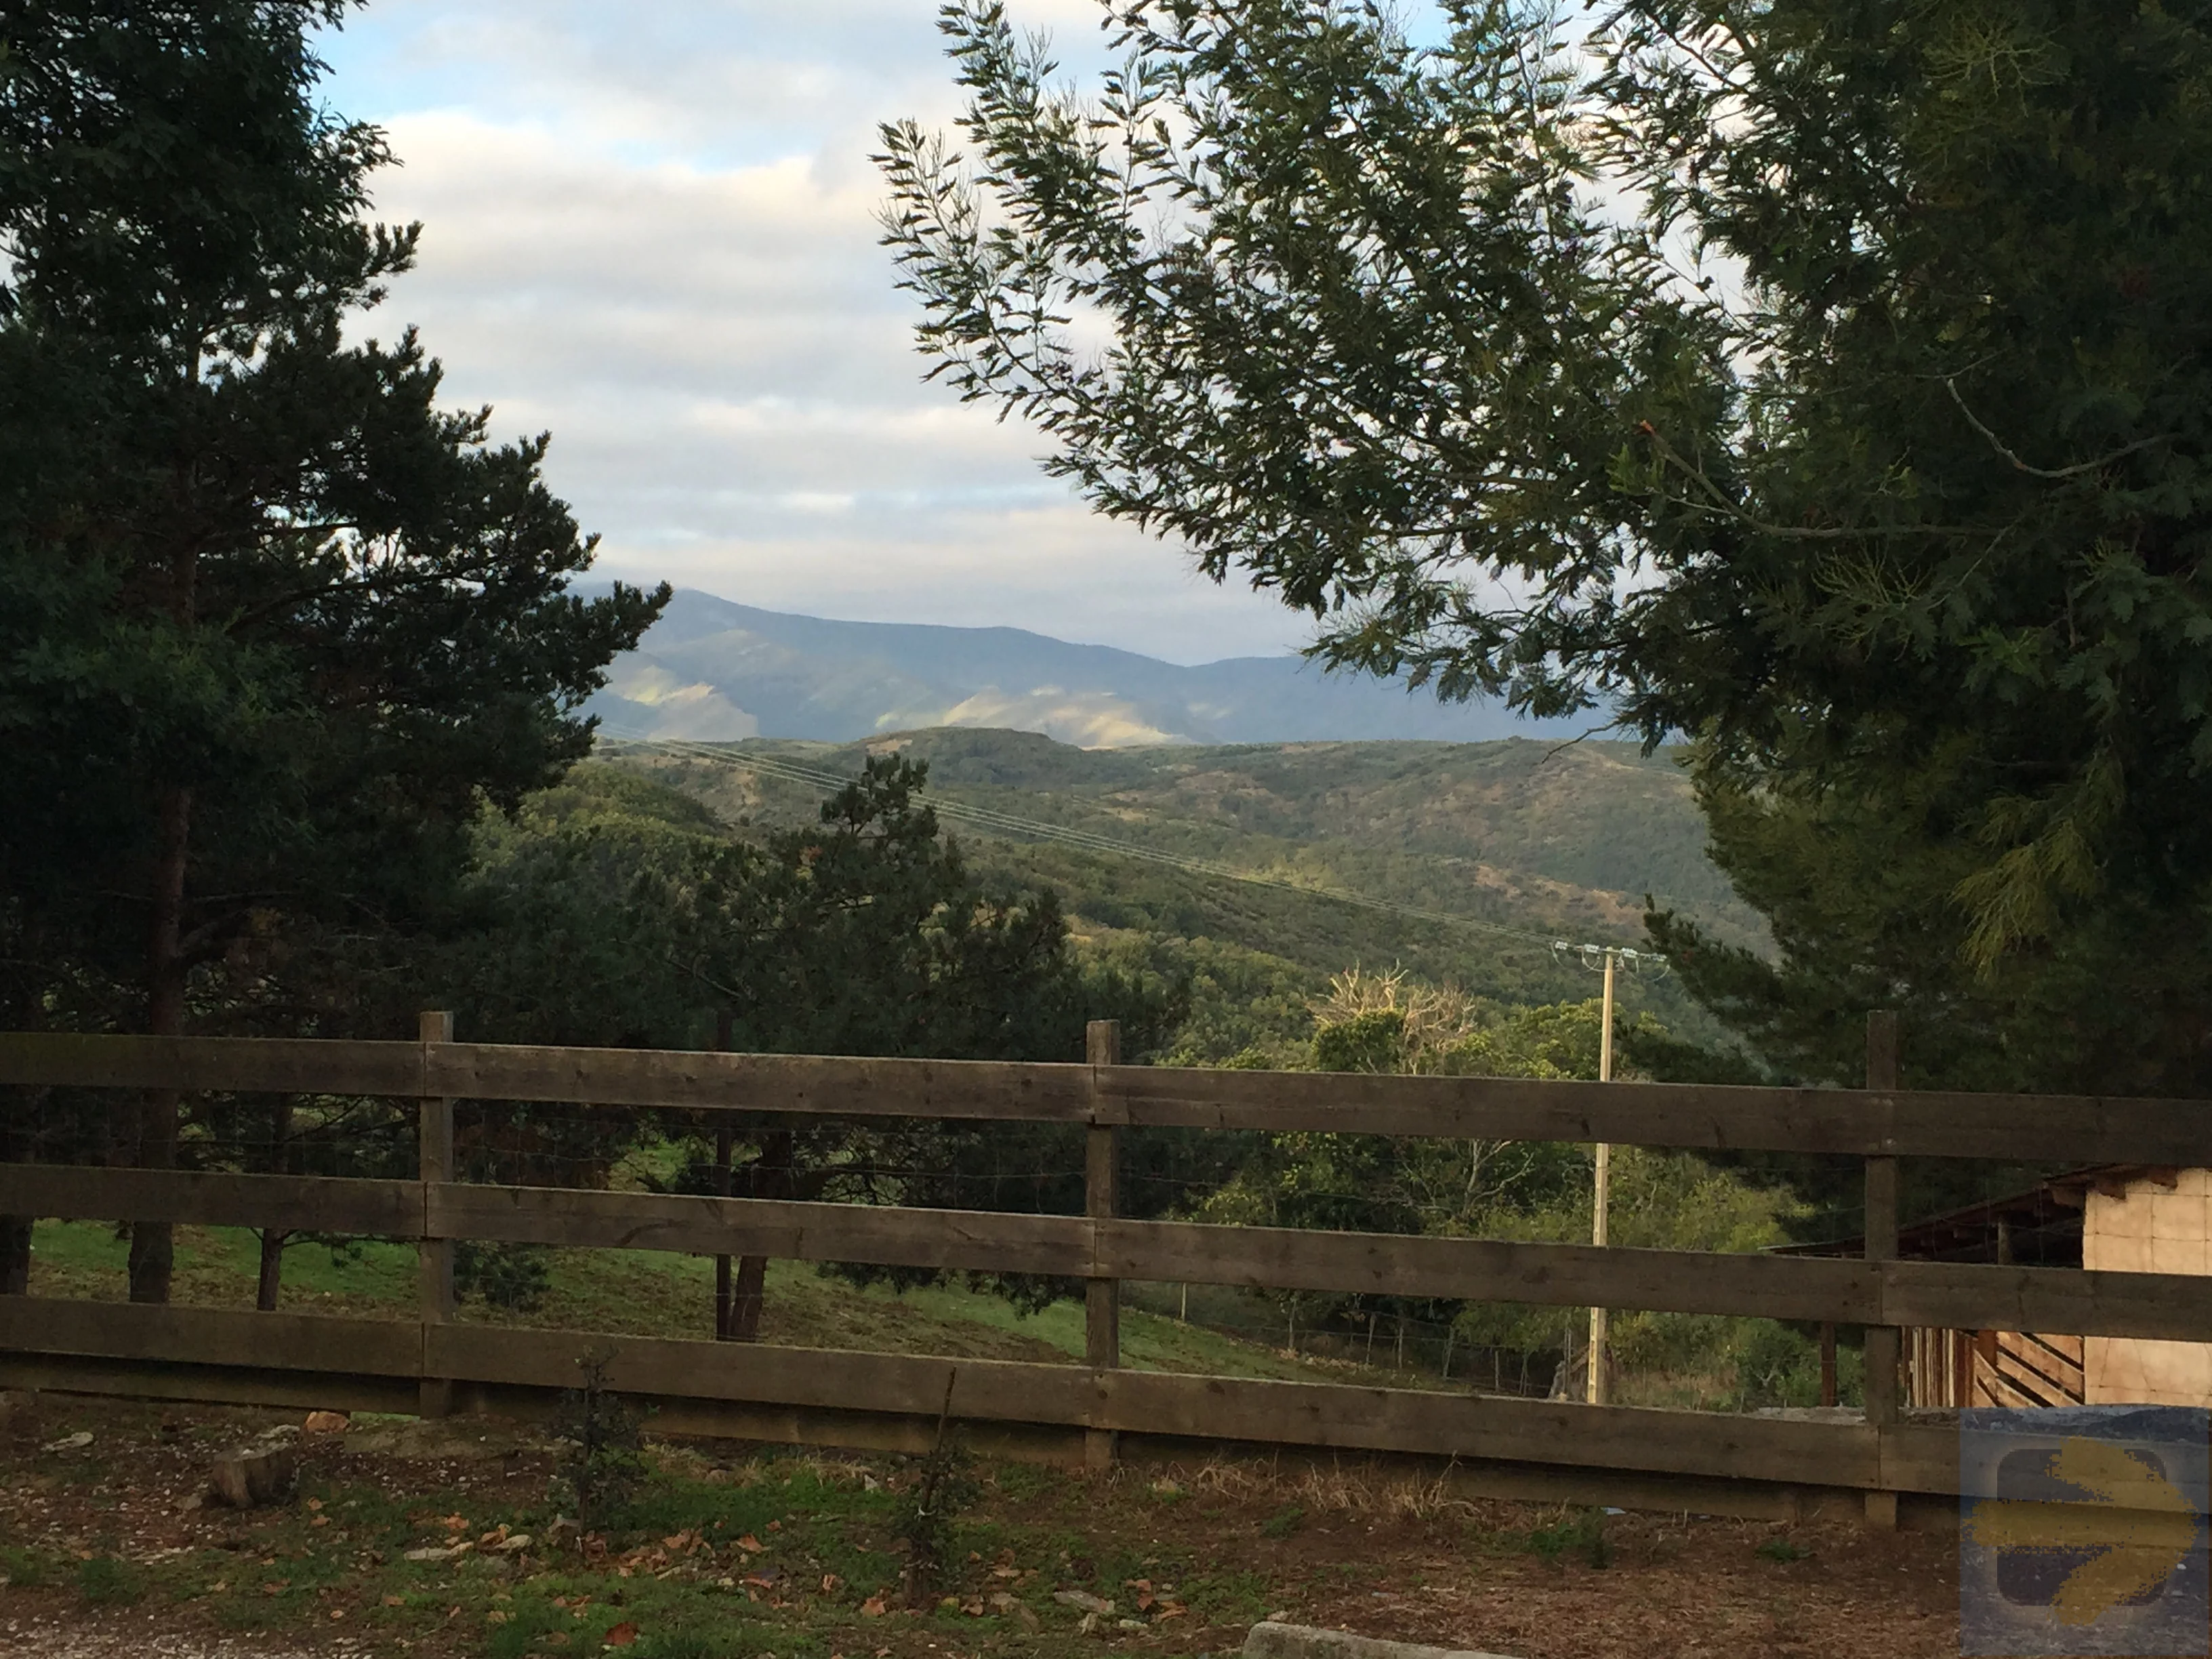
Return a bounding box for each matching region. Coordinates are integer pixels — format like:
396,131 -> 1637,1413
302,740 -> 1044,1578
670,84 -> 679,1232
0,1217 -> 29,1294
0,1083 -> 36,1294
252,1097 -> 293,1311
726,1128 -> 794,1342
128,782 -> 191,1305
255,1229 -> 289,1311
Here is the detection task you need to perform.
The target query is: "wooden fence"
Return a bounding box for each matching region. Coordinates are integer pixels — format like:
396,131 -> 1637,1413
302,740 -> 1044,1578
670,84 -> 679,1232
2,1015 -> 2208,1525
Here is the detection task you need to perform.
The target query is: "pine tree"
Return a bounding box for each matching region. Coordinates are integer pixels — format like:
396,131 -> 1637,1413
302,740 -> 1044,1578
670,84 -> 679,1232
0,2 -> 664,1299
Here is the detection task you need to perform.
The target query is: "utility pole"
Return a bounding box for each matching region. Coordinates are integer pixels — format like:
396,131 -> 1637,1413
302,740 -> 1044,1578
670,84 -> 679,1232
1586,947 -> 1616,1406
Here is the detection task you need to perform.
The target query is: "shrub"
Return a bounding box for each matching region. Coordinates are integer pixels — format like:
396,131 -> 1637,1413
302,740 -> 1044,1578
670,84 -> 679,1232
455,1240 -> 554,1313
550,1350 -> 648,1528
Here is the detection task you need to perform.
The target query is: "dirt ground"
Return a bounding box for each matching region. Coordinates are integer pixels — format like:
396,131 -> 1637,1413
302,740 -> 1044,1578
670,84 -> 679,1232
0,1390 -> 1960,1659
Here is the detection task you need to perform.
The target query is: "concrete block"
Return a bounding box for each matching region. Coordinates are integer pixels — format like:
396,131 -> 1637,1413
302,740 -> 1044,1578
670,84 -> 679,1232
1242,1622 -> 1521,1659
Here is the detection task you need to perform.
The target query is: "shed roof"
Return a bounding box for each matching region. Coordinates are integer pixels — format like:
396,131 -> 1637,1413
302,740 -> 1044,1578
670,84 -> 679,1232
1772,1165 -> 2188,1267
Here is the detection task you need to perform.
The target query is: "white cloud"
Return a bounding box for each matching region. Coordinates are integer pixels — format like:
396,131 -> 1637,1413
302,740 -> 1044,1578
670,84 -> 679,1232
319,1 -> 1314,663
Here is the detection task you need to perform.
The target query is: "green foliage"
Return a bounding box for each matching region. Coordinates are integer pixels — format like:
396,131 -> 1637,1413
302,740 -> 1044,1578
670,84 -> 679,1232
884,1 -> 2212,1094
1258,1505 -> 1306,1540
75,1555 -> 142,1605
453,1240 -> 553,1314
438,758 -> 1180,1318
896,1418 -> 981,1605
0,0 -> 665,1041
1517,1512 -> 1610,1570
1195,969 -> 1801,1378
550,1353 -> 649,1530
1721,1322 -> 1851,1414
1757,1537 -> 1814,1565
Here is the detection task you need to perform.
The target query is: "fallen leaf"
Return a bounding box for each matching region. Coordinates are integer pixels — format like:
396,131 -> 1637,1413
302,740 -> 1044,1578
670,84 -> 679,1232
39,1431 -> 92,1453
737,1534 -> 766,1553
820,1573 -> 844,1593
329,1609 -> 346,1621
306,1498 -> 325,1512
383,1595 -> 405,1607
604,1622 -> 638,1647
861,1595 -> 888,1618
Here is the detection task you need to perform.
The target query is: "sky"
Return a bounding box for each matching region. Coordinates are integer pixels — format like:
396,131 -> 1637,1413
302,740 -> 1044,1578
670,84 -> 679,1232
314,1 -> 1320,665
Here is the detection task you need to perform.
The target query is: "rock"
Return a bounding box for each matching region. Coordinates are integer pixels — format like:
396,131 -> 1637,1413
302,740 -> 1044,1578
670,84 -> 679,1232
303,1410 -> 350,1435
1242,1622 -> 1523,1659
489,1534 -> 533,1554
1054,1590 -> 1114,1616
209,1445 -> 296,1509
403,1542 -> 474,1563
1120,1619 -> 1147,1631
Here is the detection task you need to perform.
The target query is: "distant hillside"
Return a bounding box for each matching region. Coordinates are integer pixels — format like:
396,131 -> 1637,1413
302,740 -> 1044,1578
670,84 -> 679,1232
606,726 -> 1761,1057
582,588 -> 1587,747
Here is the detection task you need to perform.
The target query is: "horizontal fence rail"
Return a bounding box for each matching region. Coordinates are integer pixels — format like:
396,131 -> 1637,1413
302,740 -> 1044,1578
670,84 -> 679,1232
3,1026 -> 2211,1516
5,1031 -> 2212,1160
7,1165 -> 2212,1343
0,1298 -> 1965,1496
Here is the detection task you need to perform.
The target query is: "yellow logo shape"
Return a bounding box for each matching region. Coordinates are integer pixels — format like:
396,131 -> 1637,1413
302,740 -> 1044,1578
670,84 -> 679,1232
1964,1437 -> 2201,1627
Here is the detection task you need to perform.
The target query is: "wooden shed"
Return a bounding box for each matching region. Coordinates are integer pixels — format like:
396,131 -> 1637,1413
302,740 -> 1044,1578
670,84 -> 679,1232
1781,1164 -> 2211,1410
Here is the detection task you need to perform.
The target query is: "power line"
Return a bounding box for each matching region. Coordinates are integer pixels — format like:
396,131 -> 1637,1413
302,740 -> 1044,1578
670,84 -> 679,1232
597,727 -> 1650,959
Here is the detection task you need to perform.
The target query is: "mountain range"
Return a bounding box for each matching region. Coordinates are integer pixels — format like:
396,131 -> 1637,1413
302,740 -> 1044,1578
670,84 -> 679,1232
581,588 -> 1586,747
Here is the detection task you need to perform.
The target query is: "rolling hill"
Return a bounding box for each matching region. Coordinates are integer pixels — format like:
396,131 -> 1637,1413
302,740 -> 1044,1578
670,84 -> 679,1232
604,726 -> 1761,1059
581,588 -> 1589,747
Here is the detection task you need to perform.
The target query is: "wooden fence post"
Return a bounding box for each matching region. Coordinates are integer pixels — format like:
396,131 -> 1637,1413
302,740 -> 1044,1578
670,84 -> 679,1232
1862,1008 -> 1901,1529
1084,1019 -> 1122,1471
713,1008 -> 734,1341
418,1010 -> 456,1420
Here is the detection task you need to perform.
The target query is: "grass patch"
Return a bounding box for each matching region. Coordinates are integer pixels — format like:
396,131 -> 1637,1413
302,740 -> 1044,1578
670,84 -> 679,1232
1757,1536 -> 1813,1563
75,1555 -> 143,1605
27,1220 -> 1389,1391
1258,1504 -> 1305,1539
1483,1509 -> 1612,1570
